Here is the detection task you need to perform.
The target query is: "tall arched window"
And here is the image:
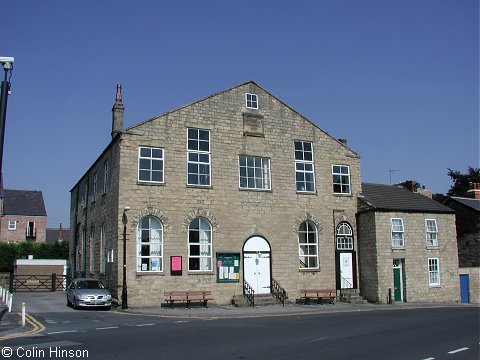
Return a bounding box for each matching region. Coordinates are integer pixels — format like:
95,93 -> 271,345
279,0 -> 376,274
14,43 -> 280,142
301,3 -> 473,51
188,218 -> 212,271
298,221 -> 318,269
89,226 -> 95,273
137,216 -> 163,272
336,222 -> 354,250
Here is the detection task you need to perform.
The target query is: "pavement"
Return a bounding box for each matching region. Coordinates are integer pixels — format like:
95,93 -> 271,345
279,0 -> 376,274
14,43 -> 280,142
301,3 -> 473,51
1,291 -> 478,340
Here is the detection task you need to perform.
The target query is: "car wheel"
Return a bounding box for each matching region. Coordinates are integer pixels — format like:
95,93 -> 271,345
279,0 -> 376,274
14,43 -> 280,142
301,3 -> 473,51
66,296 -> 71,307
73,299 -> 78,310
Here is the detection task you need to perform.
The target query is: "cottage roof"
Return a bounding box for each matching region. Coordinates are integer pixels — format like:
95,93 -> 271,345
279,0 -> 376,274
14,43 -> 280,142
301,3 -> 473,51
3,189 -> 47,216
359,183 -> 453,214
447,196 -> 480,212
46,228 -> 71,243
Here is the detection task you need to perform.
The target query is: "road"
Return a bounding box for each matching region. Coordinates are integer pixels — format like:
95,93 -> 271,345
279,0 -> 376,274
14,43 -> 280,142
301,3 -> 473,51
0,294 -> 479,360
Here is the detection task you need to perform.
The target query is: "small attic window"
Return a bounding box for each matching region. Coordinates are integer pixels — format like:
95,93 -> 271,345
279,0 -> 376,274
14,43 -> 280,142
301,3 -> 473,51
245,93 -> 258,109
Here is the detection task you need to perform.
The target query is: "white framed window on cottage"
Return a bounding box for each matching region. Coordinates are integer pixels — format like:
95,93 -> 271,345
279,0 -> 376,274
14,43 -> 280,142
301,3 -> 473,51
137,216 -> 163,272
332,165 -> 351,194
245,93 -> 258,109
425,219 -> 438,246
298,221 -> 319,269
428,257 -> 440,286
188,218 -> 212,272
238,155 -> 271,191
294,141 -> 315,193
138,146 -> 164,183
8,220 -> 16,230
336,222 -> 354,250
391,218 -> 405,247
187,128 -> 211,186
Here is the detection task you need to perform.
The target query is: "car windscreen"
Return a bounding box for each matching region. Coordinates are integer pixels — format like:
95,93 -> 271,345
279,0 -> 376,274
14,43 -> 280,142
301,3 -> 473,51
77,280 -> 105,289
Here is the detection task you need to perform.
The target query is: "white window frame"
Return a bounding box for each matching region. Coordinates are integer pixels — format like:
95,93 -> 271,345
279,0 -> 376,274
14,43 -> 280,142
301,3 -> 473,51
238,155 -> 271,191
294,141 -> 315,193
89,226 -> 95,273
391,218 -> 405,247
332,165 -> 351,194
92,171 -> 98,200
428,257 -> 440,286
138,146 -> 164,183
425,219 -> 438,246
188,218 -> 212,272
103,160 -> 109,194
187,128 -> 211,186
298,221 -> 319,269
245,93 -> 258,109
137,216 -> 164,273
107,249 -> 114,263
336,222 -> 354,250
100,223 -> 106,273
8,220 -> 16,230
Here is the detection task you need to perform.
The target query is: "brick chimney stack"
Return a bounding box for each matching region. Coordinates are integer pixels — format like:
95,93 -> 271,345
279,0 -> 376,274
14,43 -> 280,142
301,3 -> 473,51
111,84 -> 125,139
467,183 -> 480,200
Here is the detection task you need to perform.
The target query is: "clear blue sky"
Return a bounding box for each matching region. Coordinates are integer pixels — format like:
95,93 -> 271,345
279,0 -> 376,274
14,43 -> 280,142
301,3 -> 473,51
2,0 -> 478,228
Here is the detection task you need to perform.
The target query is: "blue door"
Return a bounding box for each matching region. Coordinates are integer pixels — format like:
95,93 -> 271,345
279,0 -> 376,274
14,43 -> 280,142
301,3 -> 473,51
460,274 -> 470,304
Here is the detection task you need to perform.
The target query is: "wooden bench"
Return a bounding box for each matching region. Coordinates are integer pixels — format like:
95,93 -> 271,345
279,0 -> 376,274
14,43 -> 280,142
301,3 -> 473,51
164,290 -> 213,308
299,289 -> 337,305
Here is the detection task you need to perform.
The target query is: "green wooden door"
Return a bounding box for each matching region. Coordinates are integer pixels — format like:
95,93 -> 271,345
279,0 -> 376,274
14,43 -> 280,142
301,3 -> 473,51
393,267 -> 402,302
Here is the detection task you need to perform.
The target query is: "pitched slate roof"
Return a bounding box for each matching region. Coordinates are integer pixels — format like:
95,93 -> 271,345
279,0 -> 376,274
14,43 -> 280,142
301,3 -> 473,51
3,189 -> 47,216
46,228 -> 71,243
359,183 -> 454,214
447,196 -> 480,212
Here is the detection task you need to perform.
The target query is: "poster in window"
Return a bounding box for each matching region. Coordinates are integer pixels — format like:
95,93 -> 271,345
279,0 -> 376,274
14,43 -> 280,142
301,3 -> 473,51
171,256 -> 182,276
216,253 -> 240,283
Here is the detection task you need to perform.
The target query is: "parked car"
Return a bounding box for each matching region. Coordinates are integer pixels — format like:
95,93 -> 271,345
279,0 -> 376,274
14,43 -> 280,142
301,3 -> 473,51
66,278 -> 112,310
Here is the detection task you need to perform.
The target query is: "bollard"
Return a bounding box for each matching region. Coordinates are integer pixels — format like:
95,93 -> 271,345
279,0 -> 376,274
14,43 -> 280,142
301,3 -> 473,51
21,302 -> 25,327
8,293 -> 13,312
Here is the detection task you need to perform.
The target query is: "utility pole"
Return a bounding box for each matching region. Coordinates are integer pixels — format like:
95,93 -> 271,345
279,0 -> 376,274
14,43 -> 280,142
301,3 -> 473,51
389,169 -> 401,184
0,56 -> 14,201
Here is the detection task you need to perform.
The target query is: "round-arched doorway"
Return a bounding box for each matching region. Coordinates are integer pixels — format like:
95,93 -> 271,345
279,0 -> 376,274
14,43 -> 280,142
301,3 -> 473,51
243,236 -> 271,294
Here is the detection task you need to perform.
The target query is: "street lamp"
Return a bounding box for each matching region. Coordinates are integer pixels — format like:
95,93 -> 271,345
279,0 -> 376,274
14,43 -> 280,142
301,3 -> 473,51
121,206 -> 130,309
0,56 -> 14,197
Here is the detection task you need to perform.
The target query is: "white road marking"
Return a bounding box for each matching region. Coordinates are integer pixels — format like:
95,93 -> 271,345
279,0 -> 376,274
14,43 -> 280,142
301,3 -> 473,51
136,323 -> 155,327
96,326 -> 119,330
47,330 -> 78,335
448,347 -> 469,354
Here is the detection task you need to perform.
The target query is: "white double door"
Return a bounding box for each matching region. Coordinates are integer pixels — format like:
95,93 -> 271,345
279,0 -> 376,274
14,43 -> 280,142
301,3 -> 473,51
243,236 -> 271,294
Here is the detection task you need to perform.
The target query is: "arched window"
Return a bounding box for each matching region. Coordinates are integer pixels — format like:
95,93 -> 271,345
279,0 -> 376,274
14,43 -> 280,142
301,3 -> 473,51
137,216 -> 163,272
188,218 -> 212,271
298,221 -> 318,269
336,222 -> 354,250
89,226 -> 95,273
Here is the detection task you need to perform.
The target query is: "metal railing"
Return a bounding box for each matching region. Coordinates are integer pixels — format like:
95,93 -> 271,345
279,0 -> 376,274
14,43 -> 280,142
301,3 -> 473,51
271,278 -> 287,306
243,280 -> 255,307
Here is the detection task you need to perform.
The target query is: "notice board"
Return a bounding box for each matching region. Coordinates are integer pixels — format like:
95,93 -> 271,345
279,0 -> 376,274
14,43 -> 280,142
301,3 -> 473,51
216,253 -> 240,283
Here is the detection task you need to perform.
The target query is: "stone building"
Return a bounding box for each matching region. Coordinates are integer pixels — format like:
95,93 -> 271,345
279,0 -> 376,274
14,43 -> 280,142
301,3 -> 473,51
69,81 -> 362,306
357,183 -> 459,303
0,189 -> 47,243
443,183 -> 480,303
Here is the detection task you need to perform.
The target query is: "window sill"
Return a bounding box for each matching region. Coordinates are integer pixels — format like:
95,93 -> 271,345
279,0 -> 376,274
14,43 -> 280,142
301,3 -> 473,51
136,271 -> 164,276
429,285 -> 441,288
391,247 -> 406,251
333,193 -> 353,197
239,188 -> 272,193
137,181 -> 165,186
186,184 -> 213,189
299,268 -> 320,273
426,245 -> 439,250
187,271 -> 214,275
296,191 -> 317,195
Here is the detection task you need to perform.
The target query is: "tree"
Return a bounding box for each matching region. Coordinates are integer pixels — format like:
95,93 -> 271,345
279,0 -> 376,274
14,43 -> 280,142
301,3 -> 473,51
447,166 -> 480,197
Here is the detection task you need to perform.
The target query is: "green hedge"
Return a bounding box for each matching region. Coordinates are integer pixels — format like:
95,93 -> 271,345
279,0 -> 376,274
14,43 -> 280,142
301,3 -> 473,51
0,241 -> 69,272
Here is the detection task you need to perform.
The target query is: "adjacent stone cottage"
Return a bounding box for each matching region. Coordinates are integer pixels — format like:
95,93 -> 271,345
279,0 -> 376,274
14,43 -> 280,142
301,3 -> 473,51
357,183 -> 459,303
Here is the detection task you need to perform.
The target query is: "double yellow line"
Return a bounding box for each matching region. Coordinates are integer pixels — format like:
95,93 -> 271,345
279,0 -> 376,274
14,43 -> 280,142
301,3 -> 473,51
0,313 -> 45,341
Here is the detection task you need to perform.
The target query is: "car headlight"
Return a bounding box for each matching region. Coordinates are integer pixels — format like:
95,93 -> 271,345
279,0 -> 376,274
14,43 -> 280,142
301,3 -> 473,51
104,294 -> 112,300
76,294 -> 89,300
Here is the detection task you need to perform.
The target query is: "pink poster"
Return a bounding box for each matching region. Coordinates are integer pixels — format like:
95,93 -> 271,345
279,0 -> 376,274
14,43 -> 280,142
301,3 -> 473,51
171,256 -> 182,271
